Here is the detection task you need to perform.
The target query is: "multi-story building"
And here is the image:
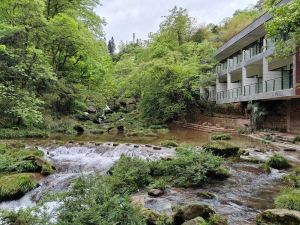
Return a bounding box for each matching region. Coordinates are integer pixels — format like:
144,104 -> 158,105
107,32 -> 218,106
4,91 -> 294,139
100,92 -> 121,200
204,0 -> 300,133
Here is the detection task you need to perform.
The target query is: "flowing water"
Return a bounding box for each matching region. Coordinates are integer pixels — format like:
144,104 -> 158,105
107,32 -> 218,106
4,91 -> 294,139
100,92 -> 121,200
1,127 -> 300,225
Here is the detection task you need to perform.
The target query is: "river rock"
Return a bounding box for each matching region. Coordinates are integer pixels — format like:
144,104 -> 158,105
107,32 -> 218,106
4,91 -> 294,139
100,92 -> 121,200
197,191 -> 216,199
182,217 -> 206,225
256,209 -> 300,225
148,189 -> 164,197
173,204 -> 215,224
142,208 -> 172,225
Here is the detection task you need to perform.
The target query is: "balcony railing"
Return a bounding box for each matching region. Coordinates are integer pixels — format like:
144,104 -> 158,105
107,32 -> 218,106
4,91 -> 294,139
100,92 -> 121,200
215,73 -> 292,102
265,74 -> 293,92
243,82 -> 263,96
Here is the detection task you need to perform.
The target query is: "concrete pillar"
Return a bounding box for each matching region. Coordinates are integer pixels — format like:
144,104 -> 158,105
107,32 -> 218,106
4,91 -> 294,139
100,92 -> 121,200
263,57 -> 282,92
294,47 -> 300,96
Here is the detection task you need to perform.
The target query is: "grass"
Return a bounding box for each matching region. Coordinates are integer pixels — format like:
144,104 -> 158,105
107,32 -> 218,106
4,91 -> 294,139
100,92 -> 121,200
275,188 -> 300,211
211,133 -> 231,141
0,128 -> 48,139
0,143 -> 53,174
202,141 -> 240,157
160,140 -> 178,148
267,154 -> 290,170
0,174 -> 37,201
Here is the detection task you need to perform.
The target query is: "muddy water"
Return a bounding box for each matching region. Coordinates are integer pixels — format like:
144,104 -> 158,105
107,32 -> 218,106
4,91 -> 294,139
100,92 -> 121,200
0,128 -> 299,225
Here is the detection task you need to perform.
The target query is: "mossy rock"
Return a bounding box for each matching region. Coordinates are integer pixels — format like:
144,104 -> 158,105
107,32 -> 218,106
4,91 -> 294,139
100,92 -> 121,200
203,141 -> 239,157
211,133 -> 231,141
0,174 -> 38,201
160,140 -> 178,148
182,217 -> 206,225
142,208 -> 172,225
197,191 -> 216,199
256,209 -> 300,225
173,204 -> 215,224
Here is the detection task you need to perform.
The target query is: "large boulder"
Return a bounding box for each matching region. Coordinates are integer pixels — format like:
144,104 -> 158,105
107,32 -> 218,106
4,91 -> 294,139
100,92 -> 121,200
256,209 -> 300,225
173,204 -> 215,225
182,217 -> 206,225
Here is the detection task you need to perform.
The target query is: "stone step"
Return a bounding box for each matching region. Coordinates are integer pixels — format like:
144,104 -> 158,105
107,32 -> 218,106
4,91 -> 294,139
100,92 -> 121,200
174,121 -> 237,133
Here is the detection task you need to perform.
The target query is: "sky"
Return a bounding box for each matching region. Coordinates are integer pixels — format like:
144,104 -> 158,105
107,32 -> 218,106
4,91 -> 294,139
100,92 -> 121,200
96,0 -> 258,45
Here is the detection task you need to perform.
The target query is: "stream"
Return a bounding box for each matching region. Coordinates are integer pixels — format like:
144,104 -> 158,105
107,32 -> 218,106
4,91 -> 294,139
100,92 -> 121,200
1,128 -> 300,225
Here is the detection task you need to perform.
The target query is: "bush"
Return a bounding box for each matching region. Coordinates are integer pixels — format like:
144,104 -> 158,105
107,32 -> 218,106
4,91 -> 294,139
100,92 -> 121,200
283,168 -> 300,188
275,188 -> 300,211
0,128 -> 48,139
202,141 -> 240,157
56,176 -> 147,225
151,147 -> 225,187
160,140 -> 178,148
267,154 -> 290,169
0,144 -> 52,174
0,174 -> 37,201
211,133 -> 231,141
107,155 -> 151,194
293,135 -> 300,143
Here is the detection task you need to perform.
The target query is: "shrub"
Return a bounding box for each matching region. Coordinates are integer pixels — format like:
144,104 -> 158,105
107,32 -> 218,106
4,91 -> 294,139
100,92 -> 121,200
0,129 -> 48,139
56,176 -> 147,225
262,134 -> 275,142
267,154 -> 290,169
160,140 -> 178,148
238,127 -> 251,135
211,133 -> 231,141
284,168 -> 300,188
107,155 -> 151,194
151,147 -> 225,187
293,135 -> 300,143
150,178 -> 168,191
275,188 -> 300,211
0,174 -> 37,201
202,141 -> 240,157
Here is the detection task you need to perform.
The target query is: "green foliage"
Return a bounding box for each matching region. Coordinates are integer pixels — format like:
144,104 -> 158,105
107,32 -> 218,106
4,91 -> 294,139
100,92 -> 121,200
107,155 -> 152,194
275,188 -> 300,211
160,140 -> 179,148
267,154 -> 290,169
266,0 -> 300,58
0,143 -> 54,179
293,135 -> 300,143
202,141 -> 240,157
246,102 -> 267,132
0,128 -> 48,139
0,174 -> 37,201
56,176 -> 146,225
211,133 -> 232,141
151,147 -> 224,187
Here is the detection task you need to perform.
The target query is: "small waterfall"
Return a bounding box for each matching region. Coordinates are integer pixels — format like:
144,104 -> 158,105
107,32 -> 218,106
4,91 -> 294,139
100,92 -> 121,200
0,143 -> 175,211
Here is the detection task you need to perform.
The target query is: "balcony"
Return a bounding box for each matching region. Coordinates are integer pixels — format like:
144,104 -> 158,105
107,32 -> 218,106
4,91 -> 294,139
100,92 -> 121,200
215,72 -> 293,103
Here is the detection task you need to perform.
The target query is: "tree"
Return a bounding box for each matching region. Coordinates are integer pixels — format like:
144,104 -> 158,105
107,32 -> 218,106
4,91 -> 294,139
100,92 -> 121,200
265,0 -> 300,58
108,37 -> 116,55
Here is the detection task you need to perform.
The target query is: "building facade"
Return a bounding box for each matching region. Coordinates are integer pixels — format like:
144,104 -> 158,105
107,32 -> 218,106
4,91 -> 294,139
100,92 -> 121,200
204,0 -> 300,133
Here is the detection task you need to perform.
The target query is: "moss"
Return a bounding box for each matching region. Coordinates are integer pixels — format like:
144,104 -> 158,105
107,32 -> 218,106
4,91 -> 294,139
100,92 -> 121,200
160,140 -> 178,148
267,154 -> 290,170
202,141 -> 240,157
211,133 -> 231,141
208,214 -> 228,225
0,174 -> 37,201
41,162 -> 55,176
